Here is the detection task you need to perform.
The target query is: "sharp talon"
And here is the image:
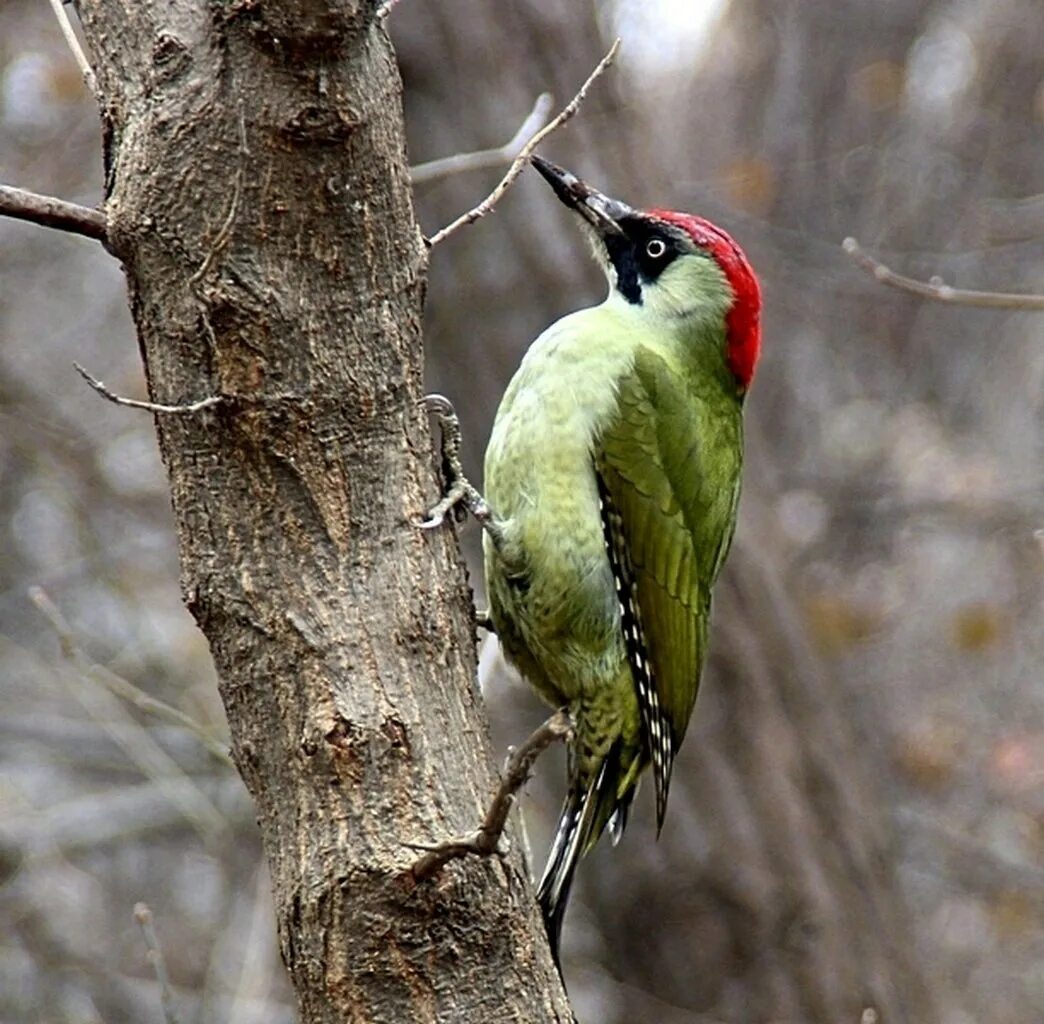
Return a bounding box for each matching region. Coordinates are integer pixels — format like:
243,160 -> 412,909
420,393 -> 455,417
417,481 -> 468,531
416,392 -> 499,536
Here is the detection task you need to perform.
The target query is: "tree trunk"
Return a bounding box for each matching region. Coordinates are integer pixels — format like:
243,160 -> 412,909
75,2 -> 570,1021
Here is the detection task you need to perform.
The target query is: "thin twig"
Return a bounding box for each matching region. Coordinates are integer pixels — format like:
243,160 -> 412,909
0,773 -> 250,856
29,587 -> 228,838
426,39 -> 621,247
843,237 -> 1044,310
27,586 -> 232,766
95,669 -> 234,768
0,183 -> 106,241
411,94 -> 554,185
46,0 -> 97,95
134,903 -> 181,1024
74,362 -> 224,415
410,710 -> 572,881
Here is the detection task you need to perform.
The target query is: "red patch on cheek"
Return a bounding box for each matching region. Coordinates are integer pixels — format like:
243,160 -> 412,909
649,210 -> 762,390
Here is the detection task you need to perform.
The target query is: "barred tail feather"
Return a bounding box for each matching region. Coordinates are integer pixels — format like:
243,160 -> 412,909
537,768 -> 599,966
606,801 -> 629,846
596,472 -> 677,834
538,746 -> 638,963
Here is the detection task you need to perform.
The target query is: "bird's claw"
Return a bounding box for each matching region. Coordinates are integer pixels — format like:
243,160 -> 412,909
417,392 -> 492,529
416,479 -> 490,530
416,480 -> 468,530
418,393 -> 455,417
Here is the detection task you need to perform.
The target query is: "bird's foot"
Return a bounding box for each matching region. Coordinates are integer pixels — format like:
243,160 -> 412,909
417,394 -> 498,534
408,712 -> 571,883
406,829 -> 510,881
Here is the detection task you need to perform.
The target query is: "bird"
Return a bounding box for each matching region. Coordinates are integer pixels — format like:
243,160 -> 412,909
420,154 -> 761,962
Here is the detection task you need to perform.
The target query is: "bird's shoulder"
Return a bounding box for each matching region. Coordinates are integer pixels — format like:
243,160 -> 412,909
596,343 -> 743,542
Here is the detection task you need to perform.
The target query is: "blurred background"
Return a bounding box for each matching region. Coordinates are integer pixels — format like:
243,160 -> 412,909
2,1 -> 1042,1022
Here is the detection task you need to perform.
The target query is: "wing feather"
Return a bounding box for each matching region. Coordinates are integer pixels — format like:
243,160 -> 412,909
596,346 -> 742,828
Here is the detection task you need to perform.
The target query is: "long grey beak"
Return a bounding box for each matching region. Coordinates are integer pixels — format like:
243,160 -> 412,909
531,155 -> 633,238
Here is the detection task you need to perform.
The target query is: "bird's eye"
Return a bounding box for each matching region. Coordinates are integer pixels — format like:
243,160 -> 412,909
645,238 -> 668,259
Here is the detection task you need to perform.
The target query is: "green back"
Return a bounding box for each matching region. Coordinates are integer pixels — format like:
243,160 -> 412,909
596,342 -> 743,821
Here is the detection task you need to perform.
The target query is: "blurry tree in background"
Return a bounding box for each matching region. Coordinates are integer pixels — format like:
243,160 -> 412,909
2,1 -> 1043,1023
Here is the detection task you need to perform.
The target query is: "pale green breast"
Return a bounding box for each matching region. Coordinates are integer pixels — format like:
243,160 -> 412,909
484,294 -> 742,670
483,305 -> 685,703
483,307 -> 637,702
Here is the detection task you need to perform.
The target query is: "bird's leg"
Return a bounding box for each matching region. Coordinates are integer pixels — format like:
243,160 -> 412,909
408,711 -> 573,882
417,394 -> 506,550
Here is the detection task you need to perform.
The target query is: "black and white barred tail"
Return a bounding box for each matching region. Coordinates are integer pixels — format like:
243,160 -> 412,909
537,746 -> 635,965
596,474 -> 676,830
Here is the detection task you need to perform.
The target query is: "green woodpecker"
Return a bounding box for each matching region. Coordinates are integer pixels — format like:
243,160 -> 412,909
422,155 -> 761,960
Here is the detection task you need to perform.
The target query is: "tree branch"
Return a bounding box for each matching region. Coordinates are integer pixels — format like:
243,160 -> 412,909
29,587 -> 233,830
46,0 -> 98,95
410,710 -> 572,882
843,237 -> 1044,310
426,38 -> 621,246
74,362 -> 225,415
411,93 -> 554,185
29,584 -> 233,766
0,183 -> 107,241
134,903 -> 181,1024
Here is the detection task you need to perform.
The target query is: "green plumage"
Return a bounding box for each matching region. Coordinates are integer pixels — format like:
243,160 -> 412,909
422,153 -> 766,962
483,291 -> 743,944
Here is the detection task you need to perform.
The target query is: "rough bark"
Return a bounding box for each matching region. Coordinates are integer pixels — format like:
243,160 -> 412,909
74,2 -> 570,1021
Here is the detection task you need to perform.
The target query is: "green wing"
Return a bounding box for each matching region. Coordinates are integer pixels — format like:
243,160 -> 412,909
596,345 -> 742,827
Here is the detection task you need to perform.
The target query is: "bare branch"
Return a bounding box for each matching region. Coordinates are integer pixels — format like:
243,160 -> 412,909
228,866 -> 276,1024
843,237 -> 1044,310
426,38 -> 621,247
134,903 -> 182,1024
74,362 -> 225,414
0,775 -> 250,857
410,710 -> 572,882
46,0 -> 97,95
29,587 -> 229,837
28,585 -> 232,766
411,93 -> 554,185
0,183 -> 106,241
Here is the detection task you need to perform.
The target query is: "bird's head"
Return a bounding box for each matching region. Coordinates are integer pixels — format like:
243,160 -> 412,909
531,155 -> 761,391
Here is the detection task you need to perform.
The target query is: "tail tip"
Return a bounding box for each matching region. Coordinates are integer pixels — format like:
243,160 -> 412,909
539,888 -> 567,971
